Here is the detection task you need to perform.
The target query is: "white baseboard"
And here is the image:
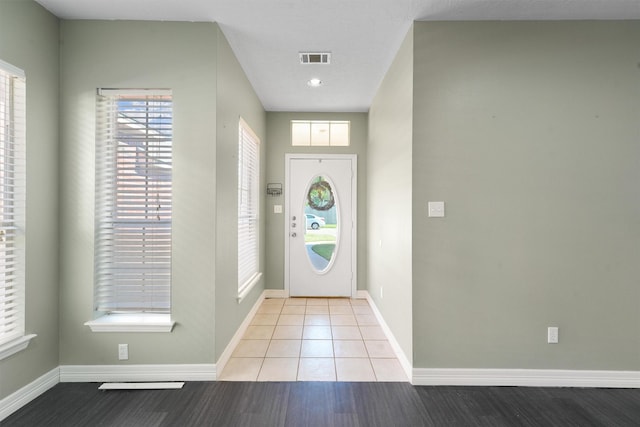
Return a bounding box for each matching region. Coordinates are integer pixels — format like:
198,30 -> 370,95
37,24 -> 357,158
412,368 -> 640,388
0,367 -> 59,422
59,364 -> 216,383
264,289 -> 287,299
215,291 -> 267,376
360,291 -> 413,383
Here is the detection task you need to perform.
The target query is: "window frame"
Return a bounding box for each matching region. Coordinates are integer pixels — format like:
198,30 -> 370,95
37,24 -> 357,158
86,88 -> 175,332
0,59 -> 35,360
291,120 -> 350,147
237,117 -> 261,302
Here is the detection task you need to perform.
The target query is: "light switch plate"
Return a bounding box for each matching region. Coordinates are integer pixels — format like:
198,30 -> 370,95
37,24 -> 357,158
274,205 -> 283,214
428,201 -> 445,218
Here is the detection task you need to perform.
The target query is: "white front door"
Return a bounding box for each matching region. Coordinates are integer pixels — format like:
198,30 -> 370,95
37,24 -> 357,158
285,154 -> 356,297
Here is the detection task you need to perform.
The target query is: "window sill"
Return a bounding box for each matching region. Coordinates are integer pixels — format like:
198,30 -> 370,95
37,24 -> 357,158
0,334 -> 37,361
237,272 -> 262,304
84,314 -> 175,333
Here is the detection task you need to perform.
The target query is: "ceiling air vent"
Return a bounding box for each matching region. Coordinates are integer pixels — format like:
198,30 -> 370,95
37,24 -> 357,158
299,52 -> 331,65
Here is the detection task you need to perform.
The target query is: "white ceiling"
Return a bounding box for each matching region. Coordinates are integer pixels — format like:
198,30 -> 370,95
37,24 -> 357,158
36,0 -> 640,112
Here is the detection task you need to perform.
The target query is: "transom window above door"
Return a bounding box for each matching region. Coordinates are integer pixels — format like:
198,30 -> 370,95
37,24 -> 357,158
291,120 -> 350,147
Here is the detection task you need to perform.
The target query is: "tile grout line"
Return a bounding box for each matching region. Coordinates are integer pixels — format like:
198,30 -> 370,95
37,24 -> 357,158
230,297 -> 400,382
330,303 -> 336,382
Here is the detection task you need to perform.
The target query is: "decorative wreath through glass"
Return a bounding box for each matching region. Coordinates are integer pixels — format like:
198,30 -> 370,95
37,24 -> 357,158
307,177 -> 335,211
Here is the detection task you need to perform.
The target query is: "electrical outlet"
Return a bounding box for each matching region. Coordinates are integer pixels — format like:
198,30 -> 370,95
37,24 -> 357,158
118,344 -> 129,360
547,327 -> 559,344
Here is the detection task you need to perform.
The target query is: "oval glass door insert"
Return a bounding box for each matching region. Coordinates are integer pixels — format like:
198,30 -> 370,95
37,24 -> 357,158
304,175 -> 339,273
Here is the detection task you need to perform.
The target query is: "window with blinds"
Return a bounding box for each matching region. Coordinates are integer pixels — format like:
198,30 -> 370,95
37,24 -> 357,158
95,89 -> 172,314
0,60 -> 26,347
238,118 -> 260,295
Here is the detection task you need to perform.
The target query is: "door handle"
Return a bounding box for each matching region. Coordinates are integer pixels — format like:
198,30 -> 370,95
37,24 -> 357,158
291,232 -> 297,238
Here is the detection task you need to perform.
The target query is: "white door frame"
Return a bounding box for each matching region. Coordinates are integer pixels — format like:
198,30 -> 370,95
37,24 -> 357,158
284,153 -> 357,297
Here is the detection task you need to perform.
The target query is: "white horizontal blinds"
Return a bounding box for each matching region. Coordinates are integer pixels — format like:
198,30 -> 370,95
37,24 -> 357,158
0,61 -> 26,344
95,89 -> 172,313
238,118 -> 260,292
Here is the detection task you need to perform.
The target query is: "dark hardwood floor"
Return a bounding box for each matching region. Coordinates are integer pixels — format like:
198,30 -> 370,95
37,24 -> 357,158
2,382 -> 639,426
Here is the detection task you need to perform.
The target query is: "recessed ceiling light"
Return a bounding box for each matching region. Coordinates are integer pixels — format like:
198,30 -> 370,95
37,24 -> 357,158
307,78 -> 323,87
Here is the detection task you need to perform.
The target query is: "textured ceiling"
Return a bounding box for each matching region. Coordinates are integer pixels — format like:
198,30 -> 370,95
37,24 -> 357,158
36,0 -> 640,112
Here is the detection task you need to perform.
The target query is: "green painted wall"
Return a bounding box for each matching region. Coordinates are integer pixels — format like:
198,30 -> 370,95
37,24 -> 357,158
0,0 -> 60,400
265,112 -> 368,292
59,21 -> 220,365
368,26 -> 414,364
58,20 -> 265,366
412,21 -> 640,369
214,28 -> 266,360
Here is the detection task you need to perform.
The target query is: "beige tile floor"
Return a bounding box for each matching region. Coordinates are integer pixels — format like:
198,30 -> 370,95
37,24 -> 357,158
218,297 -> 408,382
